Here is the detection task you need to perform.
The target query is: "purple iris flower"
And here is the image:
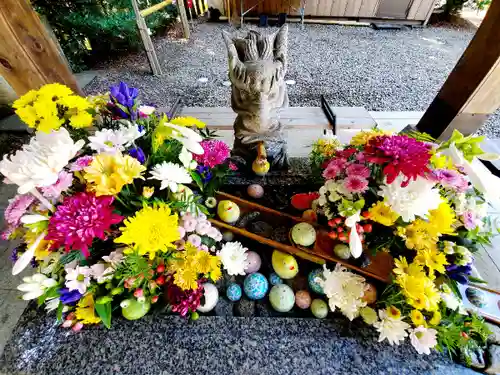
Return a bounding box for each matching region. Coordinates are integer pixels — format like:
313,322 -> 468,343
446,263 -> 473,285
196,165 -> 212,183
59,288 -> 83,305
109,82 -> 139,120
128,147 -> 146,164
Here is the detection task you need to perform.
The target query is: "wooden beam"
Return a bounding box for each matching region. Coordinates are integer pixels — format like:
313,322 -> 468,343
140,0 -> 173,17
0,0 -> 81,96
177,0 -> 191,39
417,0 -> 500,139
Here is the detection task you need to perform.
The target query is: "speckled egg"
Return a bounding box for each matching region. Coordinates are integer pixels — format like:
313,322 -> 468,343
247,184 -> 264,199
197,283 -> 219,313
291,222 -> 316,247
269,284 -> 295,312
334,244 -> 351,260
308,269 -> 325,294
465,287 -> 488,308
295,290 -> 312,309
311,299 -> 328,319
226,283 -> 242,302
244,251 -> 262,274
243,273 -> 269,300
269,273 -> 283,286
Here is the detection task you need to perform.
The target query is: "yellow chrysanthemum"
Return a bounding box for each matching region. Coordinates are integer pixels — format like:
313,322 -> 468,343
430,153 -> 454,170
414,247 -> 448,278
429,310 -> 441,326
210,266 -> 222,282
312,138 -> 341,158
142,186 -> 155,198
75,294 -> 101,325
386,305 -> 401,320
24,230 -> 52,260
12,89 -> 38,109
69,111 -> 93,128
368,201 -> 400,226
393,257 -> 423,277
410,309 -> 426,327
174,268 -> 199,290
194,250 -> 216,274
32,98 -> 64,132
170,116 -> 206,128
115,203 -> 180,259
59,95 -> 91,111
397,271 -> 441,312
426,201 -> 456,237
15,105 -> 38,128
397,219 -> 438,251
350,129 -> 392,146
37,83 -> 73,100
84,153 -> 145,196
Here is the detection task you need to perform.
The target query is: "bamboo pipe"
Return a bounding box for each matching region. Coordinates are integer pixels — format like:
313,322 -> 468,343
140,0 -> 173,17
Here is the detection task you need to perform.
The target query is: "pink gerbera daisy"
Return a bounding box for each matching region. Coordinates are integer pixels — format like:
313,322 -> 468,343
343,175 -> 369,193
322,158 -> 347,180
346,163 -> 370,179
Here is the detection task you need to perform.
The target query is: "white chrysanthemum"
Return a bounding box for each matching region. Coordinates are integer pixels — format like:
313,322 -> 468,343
102,249 -> 125,266
318,264 -> 367,321
88,123 -> 144,153
148,162 -> 192,192
373,309 -> 410,345
217,241 -> 248,276
65,265 -> 92,294
17,273 -> 57,300
409,326 -> 437,355
0,128 -> 84,194
378,175 -> 442,222
90,263 -> 114,283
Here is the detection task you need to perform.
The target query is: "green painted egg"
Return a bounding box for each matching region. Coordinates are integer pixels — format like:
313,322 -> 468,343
291,222 -> 316,247
311,299 -> 328,319
334,244 -> 351,260
308,269 -> 325,294
465,287 -> 488,308
121,299 -> 151,320
269,284 -> 295,312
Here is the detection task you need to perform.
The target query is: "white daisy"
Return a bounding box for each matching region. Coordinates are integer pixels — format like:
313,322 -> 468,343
17,273 -> 58,300
217,241 -> 248,276
88,123 -> 144,153
373,309 -> 410,346
409,326 -> 437,355
65,265 -> 92,294
149,162 -> 192,192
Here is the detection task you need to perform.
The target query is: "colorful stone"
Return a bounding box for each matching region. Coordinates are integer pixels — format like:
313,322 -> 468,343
269,272 -> 283,286
247,184 -> 264,199
243,272 -> 269,300
465,287 -> 488,308
308,269 -> 325,294
244,251 -> 262,274
291,192 -> 320,211
226,283 -> 242,302
269,284 -> 295,312
295,290 -> 312,309
311,299 -> 328,319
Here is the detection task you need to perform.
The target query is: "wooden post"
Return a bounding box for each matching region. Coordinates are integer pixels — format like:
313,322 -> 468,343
131,0 -> 162,76
177,0 -> 191,39
416,0 -> 500,139
0,0 -> 81,96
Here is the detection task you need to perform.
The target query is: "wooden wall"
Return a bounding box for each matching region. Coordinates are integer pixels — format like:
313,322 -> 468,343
234,0 -> 434,21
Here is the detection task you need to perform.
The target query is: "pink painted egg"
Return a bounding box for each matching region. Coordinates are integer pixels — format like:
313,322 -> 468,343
244,251 -> 262,273
295,290 -> 312,309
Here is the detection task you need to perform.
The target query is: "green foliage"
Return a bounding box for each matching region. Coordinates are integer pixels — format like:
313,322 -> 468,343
95,301 -> 112,328
33,0 -> 178,72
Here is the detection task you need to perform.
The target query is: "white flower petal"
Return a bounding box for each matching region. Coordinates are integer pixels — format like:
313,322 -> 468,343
20,214 -> 48,224
12,231 -> 45,275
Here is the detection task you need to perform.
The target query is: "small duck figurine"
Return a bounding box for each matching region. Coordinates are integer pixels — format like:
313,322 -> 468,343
252,142 -> 270,176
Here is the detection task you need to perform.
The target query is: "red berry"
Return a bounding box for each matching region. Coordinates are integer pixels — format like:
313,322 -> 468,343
363,224 -> 372,233
357,226 -> 364,234
156,275 -> 165,286
328,220 -> 337,228
338,234 -> 347,242
461,332 -> 469,339
328,232 -> 338,240
151,295 -> 159,303
334,217 -> 342,224
156,264 -> 165,273
337,226 -> 344,233
362,211 -> 370,218
133,288 -> 144,298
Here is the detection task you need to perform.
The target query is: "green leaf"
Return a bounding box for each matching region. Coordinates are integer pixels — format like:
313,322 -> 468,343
468,276 -> 488,284
60,250 -> 85,265
56,302 -> 64,323
190,171 -> 204,191
95,301 -> 112,329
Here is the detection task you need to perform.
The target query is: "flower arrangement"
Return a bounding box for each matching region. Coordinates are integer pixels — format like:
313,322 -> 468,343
310,129 -> 498,360
2,82 -> 234,329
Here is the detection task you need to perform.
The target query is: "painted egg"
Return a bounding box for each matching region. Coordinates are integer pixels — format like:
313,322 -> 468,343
311,299 -> 328,319
222,231 -> 234,242
247,184 -> 264,199
121,299 -> 151,320
334,244 -> 351,260
362,283 -> 377,305
295,290 -> 312,309
269,284 -> 295,312
291,192 -> 320,211
272,250 -> 299,279
244,251 -> 262,274
243,273 -> 269,300
465,287 -> 488,308
197,283 -> 219,313
217,200 -> 241,224
291,222 -> 316,247
308,269 -> 325,294
269,273 -> 283,286
226,283 -> 242,302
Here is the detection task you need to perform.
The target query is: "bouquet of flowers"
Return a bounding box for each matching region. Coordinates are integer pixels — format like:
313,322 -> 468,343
310,129 -> 499,360
2,82 -> 234,330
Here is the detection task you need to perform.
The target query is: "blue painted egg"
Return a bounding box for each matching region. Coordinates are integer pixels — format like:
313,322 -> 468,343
226,283 -> 242,302
308,269 -> 325,295
243,273 -> 269,300
465,287 -> 488,308
269,272 -> 283,286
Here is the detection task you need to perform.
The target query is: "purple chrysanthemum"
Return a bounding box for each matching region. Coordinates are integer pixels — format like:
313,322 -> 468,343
45,192 -> 123,258
432,169 -> 468,192
109,82 -> 139,120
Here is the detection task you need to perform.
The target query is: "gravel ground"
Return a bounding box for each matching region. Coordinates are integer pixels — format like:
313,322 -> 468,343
84,21 -> 499,137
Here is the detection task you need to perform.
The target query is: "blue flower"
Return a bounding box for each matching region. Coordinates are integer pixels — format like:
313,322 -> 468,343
128,147 -> 146,164
59,288 -> 83,305
109,82 -> 139,119
196,165 -> 212,183
446,263 -> 472,284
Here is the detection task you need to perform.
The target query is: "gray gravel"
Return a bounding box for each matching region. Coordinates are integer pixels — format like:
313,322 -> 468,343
85,21 -> 499,137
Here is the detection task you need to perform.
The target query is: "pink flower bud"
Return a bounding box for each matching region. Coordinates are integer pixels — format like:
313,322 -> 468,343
72,322 -> 84,332
134,288 -> 144,298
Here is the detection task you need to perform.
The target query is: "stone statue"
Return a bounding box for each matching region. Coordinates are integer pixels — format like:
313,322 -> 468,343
222,25 -> 289,169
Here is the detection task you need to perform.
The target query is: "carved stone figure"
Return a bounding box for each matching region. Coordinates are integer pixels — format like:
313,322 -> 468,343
222,26 -> 289,169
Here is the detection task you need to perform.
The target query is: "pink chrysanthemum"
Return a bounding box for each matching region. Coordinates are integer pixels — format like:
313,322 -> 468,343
194,140 -> 231,168
364,135 -> 432,186
322,158 -> 347,180
45,192 -> 123,257
41,171 -> 73,200
4,194 -> 36,226
69,156 -> 93,172
343,175 -> 369,193
346,163 -> 370,179
432,169 -> 468,192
